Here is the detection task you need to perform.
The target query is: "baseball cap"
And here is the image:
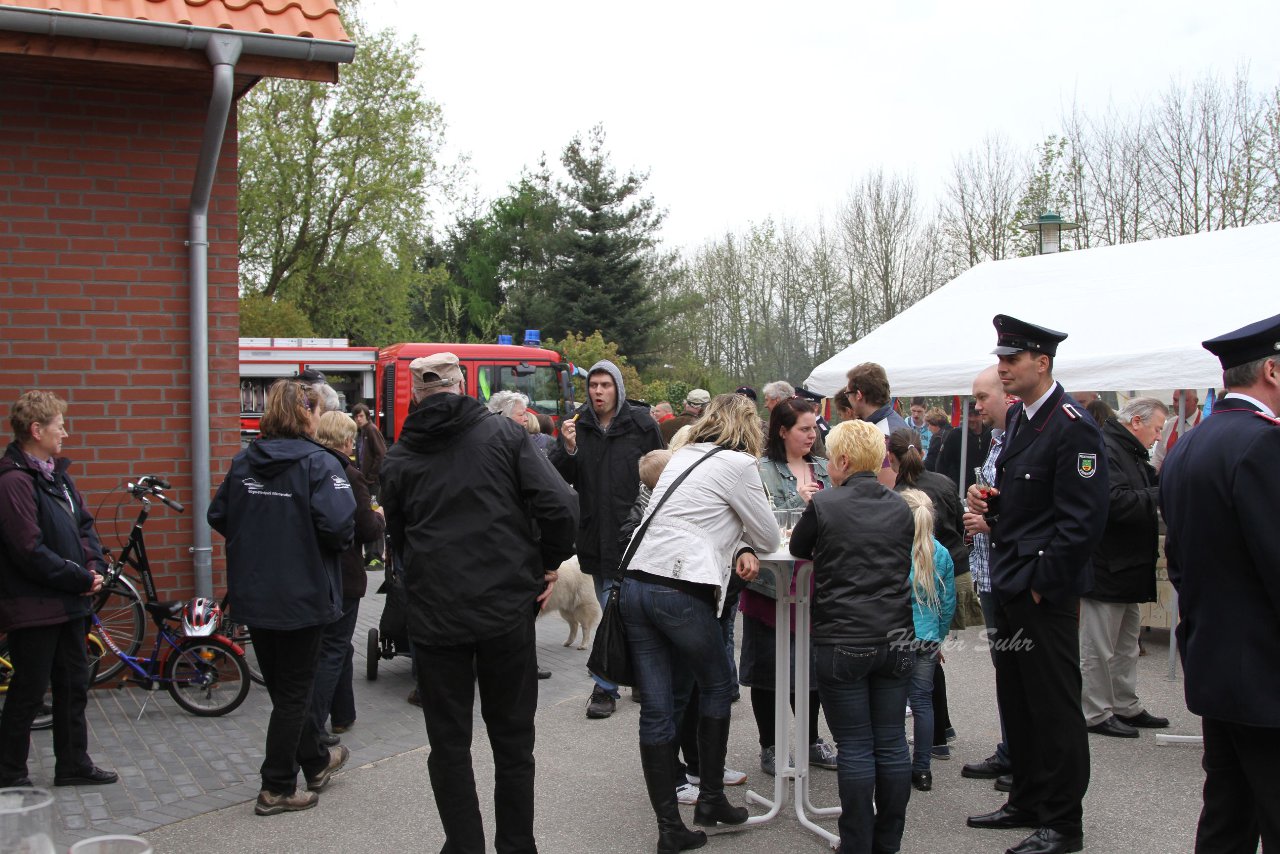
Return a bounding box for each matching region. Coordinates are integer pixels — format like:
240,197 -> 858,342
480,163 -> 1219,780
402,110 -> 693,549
410,352 -> 464,393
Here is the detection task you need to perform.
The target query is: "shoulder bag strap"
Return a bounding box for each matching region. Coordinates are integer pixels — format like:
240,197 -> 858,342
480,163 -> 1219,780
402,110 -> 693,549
617,446 -> 726,573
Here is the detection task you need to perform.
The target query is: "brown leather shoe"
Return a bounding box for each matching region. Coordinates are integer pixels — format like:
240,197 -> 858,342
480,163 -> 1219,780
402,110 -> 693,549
306,745 -> 350,792
255,788 -> 319,816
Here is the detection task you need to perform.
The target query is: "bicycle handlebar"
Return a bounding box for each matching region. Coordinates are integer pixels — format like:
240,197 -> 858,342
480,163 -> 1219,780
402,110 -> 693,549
126,478 -> 186,514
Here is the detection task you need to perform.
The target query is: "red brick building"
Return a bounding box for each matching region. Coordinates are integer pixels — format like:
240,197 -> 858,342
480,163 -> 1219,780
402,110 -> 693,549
0,0 -> 352,595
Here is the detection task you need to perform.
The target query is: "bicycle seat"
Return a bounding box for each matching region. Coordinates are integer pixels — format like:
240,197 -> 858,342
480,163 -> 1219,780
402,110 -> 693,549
144,601 -> 185,621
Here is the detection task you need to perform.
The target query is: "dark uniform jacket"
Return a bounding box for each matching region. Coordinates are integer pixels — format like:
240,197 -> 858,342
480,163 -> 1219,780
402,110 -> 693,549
381,393 -> 578,646
1160,396 -> 1280,727
1085,417 -> 1159,603
988,384 -> 1108,604
790,471 -> 914,647
209,437 -> 355,631
0,443 -> 105,632
549,392 -> 663,579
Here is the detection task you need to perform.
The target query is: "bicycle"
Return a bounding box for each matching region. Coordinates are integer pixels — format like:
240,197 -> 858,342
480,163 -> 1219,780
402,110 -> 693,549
91,476 -> 251,717
217,604 -> 264,686
0,635 -> 106,729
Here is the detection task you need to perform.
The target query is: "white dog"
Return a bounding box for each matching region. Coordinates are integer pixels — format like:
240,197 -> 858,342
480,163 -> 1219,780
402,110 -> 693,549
540,557 -> 601,650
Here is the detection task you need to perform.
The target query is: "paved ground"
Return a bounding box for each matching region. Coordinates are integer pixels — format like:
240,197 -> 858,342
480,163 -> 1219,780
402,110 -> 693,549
28,574 -> 1213,852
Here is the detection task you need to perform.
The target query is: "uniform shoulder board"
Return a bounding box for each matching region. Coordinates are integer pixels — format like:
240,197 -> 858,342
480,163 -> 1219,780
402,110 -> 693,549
1061,403 -> 1080,421
1252,410 -> 1280,426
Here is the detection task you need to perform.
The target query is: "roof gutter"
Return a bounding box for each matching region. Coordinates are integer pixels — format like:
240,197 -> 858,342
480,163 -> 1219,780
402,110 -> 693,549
0,6 -> 354,64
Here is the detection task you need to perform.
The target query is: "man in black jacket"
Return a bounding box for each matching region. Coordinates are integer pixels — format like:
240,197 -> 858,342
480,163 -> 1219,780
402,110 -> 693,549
1160,314 -> 1280,854
550,360 -> 663,718
965,315 -> 1108,854
935,408 -> 991,493
380,353 -> 578,854
1080,398 -> 1170,739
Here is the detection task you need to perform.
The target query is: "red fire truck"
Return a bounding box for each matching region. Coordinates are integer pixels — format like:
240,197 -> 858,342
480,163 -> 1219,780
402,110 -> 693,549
238,334 -> 576,443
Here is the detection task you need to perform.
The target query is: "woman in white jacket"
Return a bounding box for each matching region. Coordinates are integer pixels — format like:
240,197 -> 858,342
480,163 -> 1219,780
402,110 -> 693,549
619,393 -> 779,853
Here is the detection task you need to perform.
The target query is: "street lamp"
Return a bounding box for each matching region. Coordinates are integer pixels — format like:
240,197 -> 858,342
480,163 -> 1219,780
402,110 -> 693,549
1020,210 -> 1079,255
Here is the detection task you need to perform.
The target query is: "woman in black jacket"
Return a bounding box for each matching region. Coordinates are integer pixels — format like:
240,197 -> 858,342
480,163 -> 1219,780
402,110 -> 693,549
209,380 -> 355,816
0,391 -> 116,788
790,418 -> 916,854
310,411 -> 385,739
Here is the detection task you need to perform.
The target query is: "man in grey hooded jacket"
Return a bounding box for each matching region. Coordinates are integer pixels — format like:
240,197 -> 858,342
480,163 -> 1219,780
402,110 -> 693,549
550,360 -> 664,718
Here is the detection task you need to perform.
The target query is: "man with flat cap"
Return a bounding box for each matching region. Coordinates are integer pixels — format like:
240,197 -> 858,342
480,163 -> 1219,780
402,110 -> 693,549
965,315 -> 1108,854
1159,313 -> 1280,853
380,352 -> 579,854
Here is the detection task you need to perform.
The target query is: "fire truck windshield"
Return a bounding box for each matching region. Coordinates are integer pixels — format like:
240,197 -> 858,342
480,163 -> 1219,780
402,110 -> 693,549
477,363 -> 569,416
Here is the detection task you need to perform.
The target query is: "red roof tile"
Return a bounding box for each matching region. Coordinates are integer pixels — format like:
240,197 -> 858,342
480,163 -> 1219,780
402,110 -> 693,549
3,0 -> 350,42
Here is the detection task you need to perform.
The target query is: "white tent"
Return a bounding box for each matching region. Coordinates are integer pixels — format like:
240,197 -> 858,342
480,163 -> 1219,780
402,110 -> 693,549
804,222 -> 1280,396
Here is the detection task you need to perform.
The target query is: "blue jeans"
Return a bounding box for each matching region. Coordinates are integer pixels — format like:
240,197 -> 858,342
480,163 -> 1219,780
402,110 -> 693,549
619,578 -> 734,746
816,642 -> 913,854
310,597 -> 361,732
592,575 -> 621,697
908,645 -> 939,772
979,590 -> 1011,766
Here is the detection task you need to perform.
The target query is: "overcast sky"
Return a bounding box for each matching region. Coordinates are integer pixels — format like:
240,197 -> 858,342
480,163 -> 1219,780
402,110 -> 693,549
362,0 -> 1280,250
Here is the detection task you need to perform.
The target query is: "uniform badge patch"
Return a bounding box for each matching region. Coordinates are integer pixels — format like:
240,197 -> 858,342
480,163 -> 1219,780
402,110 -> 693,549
1077,453 -> 1097,478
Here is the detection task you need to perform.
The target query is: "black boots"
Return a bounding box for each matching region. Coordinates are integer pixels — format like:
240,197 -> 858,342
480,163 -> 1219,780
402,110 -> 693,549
693,716 -> 748,827
639,742 -> 707,854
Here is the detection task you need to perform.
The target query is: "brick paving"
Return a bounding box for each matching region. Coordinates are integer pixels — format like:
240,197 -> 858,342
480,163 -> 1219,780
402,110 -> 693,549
24,570 -> 598,849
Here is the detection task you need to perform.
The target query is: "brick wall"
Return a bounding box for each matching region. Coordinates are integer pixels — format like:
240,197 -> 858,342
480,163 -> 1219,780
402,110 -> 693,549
0,78 -> 241,596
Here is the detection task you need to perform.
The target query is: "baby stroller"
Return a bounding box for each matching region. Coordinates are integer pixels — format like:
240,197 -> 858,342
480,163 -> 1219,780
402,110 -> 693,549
366,551 -> 413,680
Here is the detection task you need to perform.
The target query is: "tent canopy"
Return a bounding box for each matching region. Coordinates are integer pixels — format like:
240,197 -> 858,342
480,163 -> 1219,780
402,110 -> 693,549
805,222 -> 1280,397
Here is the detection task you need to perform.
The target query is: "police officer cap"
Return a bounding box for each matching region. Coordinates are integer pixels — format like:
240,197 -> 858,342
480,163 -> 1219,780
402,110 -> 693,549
1201,312 -> 1280,370
991,314 -> 1068,357
791,387 -> 825,404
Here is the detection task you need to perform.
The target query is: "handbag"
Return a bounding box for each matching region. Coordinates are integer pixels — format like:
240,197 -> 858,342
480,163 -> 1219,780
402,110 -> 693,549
586,446 -> 726,687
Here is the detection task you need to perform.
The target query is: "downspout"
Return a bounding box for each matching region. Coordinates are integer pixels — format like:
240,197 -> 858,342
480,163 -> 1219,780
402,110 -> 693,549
189,34 -> 243,598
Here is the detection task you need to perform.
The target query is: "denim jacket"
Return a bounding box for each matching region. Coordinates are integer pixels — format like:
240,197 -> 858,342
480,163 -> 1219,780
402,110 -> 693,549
751,456 -> 831,599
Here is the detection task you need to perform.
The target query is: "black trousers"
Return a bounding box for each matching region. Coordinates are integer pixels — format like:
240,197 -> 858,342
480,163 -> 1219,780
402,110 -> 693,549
414,616 -> 539,854
0,617 -> 93,781
993,590 -> 1089,835
249,624 -> 328,795
932,661 -> 952,746
1196,717 -> 1280,853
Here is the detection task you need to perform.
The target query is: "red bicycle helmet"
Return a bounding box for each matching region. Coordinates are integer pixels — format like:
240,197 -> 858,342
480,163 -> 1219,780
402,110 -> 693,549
182,597 -> 221,637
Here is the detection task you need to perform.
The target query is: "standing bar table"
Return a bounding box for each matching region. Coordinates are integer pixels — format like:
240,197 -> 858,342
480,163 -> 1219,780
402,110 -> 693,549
743,550 -> 840,849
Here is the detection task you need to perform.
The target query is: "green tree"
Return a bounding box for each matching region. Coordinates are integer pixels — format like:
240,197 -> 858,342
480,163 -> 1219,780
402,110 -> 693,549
512,127 -> 663,362
237,9 -> 451,341
238,294 -> 315,338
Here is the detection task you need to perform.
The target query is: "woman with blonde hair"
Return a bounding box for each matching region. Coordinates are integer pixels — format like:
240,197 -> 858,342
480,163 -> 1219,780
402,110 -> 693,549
619,393 -> 778,853
897,488 -> 955,793
310,411 -> 384,741
209,380 -> 356,816
789,418 -> 916,854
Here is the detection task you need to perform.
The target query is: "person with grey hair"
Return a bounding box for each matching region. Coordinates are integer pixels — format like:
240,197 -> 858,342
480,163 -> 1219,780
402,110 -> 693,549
1079,396 -> 1170,739
761,380 -> 794,411
486,390 -> 529,423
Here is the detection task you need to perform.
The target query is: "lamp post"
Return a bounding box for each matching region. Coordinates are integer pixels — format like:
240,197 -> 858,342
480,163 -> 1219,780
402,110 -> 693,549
1020,210 -> 1079,255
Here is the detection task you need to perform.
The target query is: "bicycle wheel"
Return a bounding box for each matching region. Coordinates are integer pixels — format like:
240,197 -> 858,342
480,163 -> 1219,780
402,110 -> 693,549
163,636 -> 250,716
219,616 -> 263,686
91,573 -> 145,683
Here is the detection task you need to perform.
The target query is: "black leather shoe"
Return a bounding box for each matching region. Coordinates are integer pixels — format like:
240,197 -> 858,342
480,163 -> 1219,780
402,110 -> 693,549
0,776 -> 33,787
319,732 -> 341,747
1087,716 -> 1139,738
1005,827 -> 1083,854
967,805 -> 1039,830
994,773 -> 1013,792
961,754 -> 1012,779
537,669 -> 552,680
1116,710 -> 1169,729
911,770 -> 932,791
54,766 -> 118,786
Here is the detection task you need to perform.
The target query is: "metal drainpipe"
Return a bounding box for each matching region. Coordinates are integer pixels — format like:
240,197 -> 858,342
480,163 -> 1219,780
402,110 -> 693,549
188,34 -> 242,598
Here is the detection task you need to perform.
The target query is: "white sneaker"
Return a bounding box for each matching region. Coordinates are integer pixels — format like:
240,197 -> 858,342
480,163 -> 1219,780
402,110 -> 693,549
686,768 -> 747,787
676,782 -> 700,805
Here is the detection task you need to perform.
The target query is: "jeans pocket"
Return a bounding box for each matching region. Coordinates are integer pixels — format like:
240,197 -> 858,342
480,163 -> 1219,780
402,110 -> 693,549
827,645 -> 878,683
891,651 -> 915,678
649,587 -> 695,627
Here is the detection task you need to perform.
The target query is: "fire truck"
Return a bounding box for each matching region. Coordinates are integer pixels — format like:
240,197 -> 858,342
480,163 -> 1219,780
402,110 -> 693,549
238,333 -> 576,444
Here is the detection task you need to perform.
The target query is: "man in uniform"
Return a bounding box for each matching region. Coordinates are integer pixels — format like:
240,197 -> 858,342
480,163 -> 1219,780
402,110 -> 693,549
1159,313 -> 1280,853
965,315 -> 1108,854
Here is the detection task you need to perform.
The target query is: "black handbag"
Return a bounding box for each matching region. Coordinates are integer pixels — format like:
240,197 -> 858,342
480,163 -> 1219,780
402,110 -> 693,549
586,446 -> 726,687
